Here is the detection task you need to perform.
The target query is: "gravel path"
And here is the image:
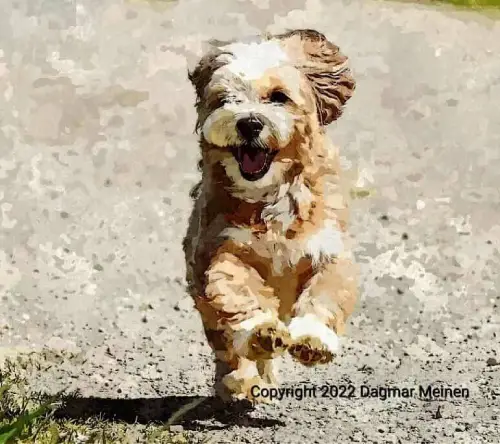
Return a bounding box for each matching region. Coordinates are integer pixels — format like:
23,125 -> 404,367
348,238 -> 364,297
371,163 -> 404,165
1,0 -> 499,442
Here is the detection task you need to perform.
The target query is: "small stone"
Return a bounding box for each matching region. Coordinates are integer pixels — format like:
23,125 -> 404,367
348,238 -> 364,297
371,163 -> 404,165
46,336 -> 81,354
359,364 -> 374,374
486,357 -> 498,367
169,425 -> 184,433
434,406 -> 442,419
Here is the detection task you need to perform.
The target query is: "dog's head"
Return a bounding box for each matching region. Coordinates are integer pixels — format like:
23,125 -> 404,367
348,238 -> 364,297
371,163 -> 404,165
189,29 -> 355,202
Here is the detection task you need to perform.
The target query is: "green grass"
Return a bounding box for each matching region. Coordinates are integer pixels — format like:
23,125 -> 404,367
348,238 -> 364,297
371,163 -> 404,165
0,354 -> 191,444
440,0 -> 500,6
398,0 -> 500,10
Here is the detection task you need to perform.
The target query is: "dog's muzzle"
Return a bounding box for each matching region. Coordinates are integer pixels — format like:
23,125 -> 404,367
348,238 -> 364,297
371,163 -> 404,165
231,143 -> 277,182
236,116 -> 264,141
231,115 -> 277,181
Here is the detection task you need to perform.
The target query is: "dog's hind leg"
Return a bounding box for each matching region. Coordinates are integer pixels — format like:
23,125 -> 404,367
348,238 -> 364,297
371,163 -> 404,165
204,328 -> 277,404
207,329 -> 261,402
288,257 -> 357,366
256,359 -> 279,386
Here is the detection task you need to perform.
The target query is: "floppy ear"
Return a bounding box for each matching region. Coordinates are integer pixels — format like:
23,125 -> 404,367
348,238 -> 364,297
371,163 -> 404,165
188,38 -> 236,101
275,29 -> 355,126
188,51 -> 223,103
188,48 -> 230,132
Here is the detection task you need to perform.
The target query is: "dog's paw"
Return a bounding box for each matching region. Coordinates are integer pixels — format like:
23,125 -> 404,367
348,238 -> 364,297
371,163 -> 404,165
245,321 -> 291,360
234,312 -> 291,360
288,314 -> 340,367
288,336 -> 334,366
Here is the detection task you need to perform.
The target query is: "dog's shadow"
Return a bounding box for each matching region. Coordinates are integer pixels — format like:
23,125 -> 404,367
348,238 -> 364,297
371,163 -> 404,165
54,395 -> 285,430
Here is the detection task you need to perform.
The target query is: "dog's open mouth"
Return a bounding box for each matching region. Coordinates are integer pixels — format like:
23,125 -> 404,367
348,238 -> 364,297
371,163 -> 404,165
231,144 -> 277,181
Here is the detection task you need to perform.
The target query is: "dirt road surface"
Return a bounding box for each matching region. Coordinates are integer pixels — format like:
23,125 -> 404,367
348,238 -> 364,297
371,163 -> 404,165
1,0 -> 499,442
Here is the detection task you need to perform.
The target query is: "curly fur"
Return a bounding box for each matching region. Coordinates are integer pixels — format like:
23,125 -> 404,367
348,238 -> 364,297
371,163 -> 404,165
275,29 -> 356,125
184,29 -> 358,404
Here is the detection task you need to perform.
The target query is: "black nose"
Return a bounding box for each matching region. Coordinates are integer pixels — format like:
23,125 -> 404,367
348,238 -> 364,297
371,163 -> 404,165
236,116 -> 264,140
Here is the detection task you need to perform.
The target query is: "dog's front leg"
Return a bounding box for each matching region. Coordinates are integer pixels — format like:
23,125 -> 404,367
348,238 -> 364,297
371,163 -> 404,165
199,251 -> 290,402
288,257 -> 357,367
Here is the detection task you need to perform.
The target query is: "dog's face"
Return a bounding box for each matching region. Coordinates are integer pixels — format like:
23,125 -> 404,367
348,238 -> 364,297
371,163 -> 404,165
189,30 -> 355,202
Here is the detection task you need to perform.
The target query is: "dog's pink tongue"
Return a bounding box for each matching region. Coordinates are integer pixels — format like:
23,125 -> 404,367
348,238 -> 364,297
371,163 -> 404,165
241,151 -> 267,174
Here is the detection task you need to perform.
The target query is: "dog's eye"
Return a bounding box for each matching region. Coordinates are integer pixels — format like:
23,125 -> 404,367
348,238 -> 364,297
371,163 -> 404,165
269,90 -> 290,105
217,96 -> 228,107
209,94 -> 228,109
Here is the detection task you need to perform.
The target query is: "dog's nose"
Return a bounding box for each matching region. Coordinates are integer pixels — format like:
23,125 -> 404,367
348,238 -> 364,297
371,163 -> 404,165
236,116 -> 264,140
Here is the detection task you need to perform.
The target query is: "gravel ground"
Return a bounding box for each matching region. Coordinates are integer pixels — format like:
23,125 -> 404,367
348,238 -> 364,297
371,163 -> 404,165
0,0 -> 499,442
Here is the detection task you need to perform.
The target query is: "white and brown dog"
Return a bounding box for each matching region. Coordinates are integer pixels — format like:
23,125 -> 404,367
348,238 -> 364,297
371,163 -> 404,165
183,29 -> 357,403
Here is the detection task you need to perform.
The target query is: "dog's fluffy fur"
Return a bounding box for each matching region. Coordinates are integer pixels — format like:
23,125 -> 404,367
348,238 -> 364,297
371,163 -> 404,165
183,29 -> 357,403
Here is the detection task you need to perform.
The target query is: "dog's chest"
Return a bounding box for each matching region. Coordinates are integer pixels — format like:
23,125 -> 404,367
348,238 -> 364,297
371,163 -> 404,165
222,195 -> 344,275
255,229 -> 304,275
223,225 -> 303,275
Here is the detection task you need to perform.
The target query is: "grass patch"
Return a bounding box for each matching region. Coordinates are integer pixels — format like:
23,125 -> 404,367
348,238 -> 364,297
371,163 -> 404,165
0,355 -> 60,443
396,0 -> 500,11
0,354 -> 191,444
438,0 -> 500,6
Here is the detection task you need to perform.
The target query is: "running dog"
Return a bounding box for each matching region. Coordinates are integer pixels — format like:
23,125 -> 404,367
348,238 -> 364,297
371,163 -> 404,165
183,29 -> 357,403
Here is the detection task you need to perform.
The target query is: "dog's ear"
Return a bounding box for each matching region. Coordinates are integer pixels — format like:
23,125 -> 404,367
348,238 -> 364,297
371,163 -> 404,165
188,49 -> 229,132
275,29 -> 355,126
188,51 -> 224,101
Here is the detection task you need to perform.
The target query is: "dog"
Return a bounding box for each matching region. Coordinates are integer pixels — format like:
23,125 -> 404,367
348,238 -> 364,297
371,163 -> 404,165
183,29 -> 357,404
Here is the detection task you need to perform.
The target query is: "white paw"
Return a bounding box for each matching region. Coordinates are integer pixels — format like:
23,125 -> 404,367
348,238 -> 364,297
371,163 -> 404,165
288,314 -> 340,356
